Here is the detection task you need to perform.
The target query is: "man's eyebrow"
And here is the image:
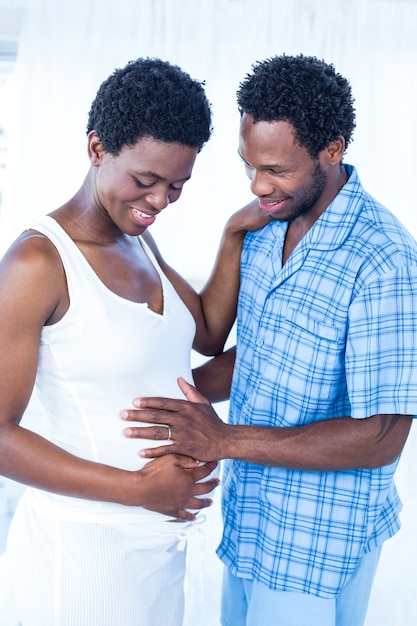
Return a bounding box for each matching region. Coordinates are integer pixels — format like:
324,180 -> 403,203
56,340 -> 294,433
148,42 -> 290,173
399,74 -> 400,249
237,150 -> 247,162
237,151 -> 279,170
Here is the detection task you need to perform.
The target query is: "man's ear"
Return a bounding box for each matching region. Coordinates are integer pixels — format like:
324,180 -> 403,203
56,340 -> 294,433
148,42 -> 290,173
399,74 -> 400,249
87,130 -> 104,166
326,136 -> 346,165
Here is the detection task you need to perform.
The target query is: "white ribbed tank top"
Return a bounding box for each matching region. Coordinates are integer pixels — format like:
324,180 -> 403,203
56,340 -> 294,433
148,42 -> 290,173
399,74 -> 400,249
26,215 -> 197,523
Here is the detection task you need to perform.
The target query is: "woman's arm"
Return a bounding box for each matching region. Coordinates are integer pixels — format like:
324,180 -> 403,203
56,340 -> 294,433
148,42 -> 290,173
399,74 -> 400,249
144,200 -> 270,355
0,233 -> 217,521
192,347 -> 236,403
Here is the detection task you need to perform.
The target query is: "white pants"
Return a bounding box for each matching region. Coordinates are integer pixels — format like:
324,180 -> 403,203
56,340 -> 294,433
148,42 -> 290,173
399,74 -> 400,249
1,492 -> 189,626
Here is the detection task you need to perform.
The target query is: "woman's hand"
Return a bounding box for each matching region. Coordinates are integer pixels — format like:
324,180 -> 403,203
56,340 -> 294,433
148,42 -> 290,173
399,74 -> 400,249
128,454 -> 219,521
224,198 -> 271,236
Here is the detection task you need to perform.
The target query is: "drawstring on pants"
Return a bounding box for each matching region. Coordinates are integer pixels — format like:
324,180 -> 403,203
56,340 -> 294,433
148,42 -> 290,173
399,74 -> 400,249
177,514 -> 207,626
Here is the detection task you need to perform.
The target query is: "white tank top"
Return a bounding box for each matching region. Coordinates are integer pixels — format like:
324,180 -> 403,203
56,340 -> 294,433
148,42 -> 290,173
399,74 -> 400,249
26,215 -> 196,523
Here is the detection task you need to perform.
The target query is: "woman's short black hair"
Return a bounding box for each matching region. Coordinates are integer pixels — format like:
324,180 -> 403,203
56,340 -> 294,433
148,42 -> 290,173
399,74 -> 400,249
237,54 -> 356,158
87,57 -> 212,155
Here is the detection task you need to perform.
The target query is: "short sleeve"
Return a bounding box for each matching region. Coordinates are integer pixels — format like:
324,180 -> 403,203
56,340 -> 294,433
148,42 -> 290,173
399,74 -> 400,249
346,265 -> 417,418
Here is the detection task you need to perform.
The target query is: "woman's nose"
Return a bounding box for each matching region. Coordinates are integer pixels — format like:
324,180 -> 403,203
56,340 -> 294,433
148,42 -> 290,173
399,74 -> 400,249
147,189 -> 170,211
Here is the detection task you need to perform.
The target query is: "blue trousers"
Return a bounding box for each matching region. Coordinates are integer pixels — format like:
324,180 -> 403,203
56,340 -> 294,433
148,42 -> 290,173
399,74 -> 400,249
221,547 -> 382,626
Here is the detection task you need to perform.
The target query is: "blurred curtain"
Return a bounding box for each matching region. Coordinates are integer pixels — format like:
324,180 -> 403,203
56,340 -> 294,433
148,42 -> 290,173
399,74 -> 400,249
2,0 -> 417,276
1,1 -> 417,625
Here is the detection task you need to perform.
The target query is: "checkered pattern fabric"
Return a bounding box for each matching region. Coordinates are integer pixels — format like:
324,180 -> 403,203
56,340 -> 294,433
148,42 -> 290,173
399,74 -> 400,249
218,165 -> 417,597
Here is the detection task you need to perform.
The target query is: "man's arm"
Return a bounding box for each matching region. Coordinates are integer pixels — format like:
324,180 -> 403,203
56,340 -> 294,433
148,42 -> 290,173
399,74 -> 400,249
122,379 -> 413,470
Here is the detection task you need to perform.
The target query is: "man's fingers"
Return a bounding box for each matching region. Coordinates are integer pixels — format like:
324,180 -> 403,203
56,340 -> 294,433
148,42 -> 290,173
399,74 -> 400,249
123,425 -> 172,440
131,396 -> 186,411
121,408 -> 173,423
177,377 -> 211,405
138,444 -> 179,459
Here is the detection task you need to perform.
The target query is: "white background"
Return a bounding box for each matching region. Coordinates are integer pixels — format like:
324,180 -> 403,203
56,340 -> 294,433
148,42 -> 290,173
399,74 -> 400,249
1,1 -> 417,624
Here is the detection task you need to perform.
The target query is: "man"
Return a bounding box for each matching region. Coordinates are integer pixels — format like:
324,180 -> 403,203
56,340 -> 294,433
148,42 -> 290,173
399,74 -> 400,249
122,54 -> 417,626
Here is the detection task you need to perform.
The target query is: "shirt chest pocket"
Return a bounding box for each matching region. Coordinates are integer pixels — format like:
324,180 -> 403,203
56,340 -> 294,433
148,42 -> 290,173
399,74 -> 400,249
286,307 -> 342,342
250,307 -> 346,422
261,306 -> 346,385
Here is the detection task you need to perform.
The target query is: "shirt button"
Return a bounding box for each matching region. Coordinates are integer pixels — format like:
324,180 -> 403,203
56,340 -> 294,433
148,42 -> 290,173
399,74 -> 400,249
256,337 -> 264,347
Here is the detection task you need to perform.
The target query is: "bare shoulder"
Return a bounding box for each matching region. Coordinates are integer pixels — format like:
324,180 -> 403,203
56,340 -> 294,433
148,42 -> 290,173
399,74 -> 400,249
0,228 -> 64,287
0,228 -> 67,324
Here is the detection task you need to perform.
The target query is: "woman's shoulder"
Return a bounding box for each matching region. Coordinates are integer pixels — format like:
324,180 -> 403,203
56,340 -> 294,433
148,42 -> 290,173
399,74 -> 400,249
4,226 -> 62,271
0,227 -> 67,318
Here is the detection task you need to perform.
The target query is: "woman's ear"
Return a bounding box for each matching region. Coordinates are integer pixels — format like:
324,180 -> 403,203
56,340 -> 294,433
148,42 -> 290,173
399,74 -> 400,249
87,130 -> 104,166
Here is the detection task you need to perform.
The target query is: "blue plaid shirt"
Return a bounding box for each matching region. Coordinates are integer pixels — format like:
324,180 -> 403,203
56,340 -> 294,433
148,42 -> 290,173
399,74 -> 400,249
217,165 -> 417,597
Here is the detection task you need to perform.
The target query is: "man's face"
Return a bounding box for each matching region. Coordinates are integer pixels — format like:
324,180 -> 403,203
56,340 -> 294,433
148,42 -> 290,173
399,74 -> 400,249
238,114 -> 328,223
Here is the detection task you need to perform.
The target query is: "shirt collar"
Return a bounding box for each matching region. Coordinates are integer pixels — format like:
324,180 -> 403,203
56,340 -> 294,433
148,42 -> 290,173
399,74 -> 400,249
306,164 -> 364,250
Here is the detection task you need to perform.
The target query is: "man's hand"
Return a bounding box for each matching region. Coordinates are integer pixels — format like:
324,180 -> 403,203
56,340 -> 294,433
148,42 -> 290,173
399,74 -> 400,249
121,378 -> 228,462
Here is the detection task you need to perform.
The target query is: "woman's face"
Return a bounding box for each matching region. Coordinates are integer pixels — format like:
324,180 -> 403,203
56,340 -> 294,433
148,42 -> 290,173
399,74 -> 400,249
91,134 -> 198,235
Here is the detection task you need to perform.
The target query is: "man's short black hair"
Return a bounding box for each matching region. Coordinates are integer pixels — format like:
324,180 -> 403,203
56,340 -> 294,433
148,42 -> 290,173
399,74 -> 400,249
87,57 -> 212,155
237,54 -> 356,158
